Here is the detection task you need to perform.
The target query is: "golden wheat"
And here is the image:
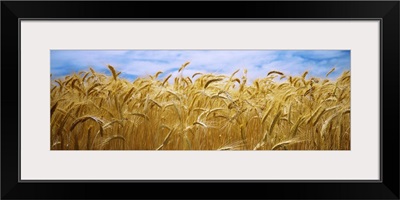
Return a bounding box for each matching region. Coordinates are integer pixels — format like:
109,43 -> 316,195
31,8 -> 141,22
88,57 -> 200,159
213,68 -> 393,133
50,63 -> 350,150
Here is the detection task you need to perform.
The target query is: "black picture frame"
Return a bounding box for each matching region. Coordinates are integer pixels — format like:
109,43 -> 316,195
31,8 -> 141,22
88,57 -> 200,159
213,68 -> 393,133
1,1 -> 399,199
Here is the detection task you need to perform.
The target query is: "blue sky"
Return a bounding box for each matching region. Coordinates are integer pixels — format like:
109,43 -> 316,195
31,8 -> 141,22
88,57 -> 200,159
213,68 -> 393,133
51,50 -> 350,82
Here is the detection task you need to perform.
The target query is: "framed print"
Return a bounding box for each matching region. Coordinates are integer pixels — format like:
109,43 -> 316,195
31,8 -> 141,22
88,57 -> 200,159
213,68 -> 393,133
1,1 -> 399,200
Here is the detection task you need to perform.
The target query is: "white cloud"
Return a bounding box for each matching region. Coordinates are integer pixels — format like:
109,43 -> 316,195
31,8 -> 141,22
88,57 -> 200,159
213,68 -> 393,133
51,50 -> 350,81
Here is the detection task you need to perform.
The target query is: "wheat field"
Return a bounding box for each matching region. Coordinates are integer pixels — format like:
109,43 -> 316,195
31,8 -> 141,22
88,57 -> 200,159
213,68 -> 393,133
50,63 -> 350,150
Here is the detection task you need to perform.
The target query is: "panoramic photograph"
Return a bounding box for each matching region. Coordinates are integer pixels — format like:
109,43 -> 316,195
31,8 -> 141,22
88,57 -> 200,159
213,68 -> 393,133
50,50 -> 350,150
